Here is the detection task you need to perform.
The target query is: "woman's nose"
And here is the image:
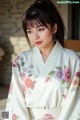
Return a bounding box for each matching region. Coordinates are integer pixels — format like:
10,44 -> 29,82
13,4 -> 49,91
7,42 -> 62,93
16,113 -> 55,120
33,31 -> 39,39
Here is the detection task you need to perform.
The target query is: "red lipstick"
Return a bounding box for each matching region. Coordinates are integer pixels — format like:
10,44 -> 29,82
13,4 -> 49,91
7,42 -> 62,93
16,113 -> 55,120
35,41 -> 42,45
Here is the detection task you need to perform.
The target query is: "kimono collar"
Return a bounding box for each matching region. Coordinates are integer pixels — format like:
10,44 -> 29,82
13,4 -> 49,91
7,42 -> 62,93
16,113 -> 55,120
33,40 -> 64,76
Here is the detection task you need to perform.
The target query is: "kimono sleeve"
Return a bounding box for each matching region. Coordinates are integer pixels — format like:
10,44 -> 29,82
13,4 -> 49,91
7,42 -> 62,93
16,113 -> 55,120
58,53 -> 80,120
5,61 -> 30,120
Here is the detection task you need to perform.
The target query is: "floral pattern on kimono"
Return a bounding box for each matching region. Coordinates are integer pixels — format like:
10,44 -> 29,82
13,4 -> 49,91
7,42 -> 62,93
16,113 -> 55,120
5,41 -> 80,120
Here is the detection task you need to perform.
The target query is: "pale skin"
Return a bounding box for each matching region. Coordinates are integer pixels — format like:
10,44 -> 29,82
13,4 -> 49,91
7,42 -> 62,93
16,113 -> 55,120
27,22 -> 57,62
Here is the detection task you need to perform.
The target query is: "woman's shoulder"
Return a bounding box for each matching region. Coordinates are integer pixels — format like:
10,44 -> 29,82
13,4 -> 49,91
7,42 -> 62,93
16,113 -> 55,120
13,49 -> 33,64
63,48 -> 79,60
18,48 -> 34,57
18,49 -> 33,57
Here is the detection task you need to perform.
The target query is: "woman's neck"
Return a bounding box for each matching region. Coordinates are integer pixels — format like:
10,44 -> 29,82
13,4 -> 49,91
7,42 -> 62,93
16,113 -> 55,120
40,42 -> 55,62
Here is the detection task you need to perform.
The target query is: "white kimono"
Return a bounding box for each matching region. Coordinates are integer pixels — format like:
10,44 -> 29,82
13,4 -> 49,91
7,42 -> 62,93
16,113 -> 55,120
5,41 -> 80,120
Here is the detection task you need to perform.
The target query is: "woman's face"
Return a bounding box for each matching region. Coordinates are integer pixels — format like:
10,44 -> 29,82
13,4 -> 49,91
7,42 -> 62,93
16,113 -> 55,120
26,21 -> 57,49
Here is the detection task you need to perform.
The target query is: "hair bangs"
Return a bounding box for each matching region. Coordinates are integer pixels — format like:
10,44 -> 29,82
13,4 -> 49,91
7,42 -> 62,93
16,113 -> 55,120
24,8 -> 50,29
25,19 -> 44,29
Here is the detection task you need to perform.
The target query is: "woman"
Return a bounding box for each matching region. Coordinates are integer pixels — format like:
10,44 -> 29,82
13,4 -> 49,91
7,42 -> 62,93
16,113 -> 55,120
5,0 -> 80,120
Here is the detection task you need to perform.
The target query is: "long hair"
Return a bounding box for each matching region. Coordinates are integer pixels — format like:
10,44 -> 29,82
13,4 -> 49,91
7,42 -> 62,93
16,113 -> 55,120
22,0 -> 65,47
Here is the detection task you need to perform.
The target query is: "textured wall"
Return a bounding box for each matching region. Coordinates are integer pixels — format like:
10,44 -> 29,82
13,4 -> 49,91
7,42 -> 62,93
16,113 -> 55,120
0,0 -> 34,85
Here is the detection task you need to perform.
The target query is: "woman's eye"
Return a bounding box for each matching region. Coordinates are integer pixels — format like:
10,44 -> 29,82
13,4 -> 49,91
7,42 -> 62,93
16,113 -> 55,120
27,30 -> 32,34
38,27 -> 45,31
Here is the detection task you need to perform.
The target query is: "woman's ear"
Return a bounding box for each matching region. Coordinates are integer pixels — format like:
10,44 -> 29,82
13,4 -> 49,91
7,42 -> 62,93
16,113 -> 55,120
52,23 -> 57,34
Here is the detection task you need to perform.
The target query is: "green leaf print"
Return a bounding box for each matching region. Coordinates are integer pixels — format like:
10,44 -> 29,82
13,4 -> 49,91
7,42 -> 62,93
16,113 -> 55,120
64,65 -> 67,69
20,57 -> 25,66
21,57 -> 24,60
21,61 -> 25,66
48,71 -> 55,75
61,79 -> 65,84
56,66 -> 62,70
18,64 -> 20,72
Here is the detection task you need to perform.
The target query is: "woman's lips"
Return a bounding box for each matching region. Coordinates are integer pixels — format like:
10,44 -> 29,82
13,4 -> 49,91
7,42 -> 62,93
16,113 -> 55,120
35,41 -> 42,45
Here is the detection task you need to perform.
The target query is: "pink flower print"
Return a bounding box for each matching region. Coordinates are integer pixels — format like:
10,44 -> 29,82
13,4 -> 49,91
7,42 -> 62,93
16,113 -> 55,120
21,73 -> 26,81
12,113 -> 17,120
75,72 -> 80,78
72,78 -> 79,88
12,63 -> 18,67
16,55 -> 20,61
54,70 -> 64,80
64,68 -> 71,82
42,114 -> 55,120
25,77 -> 33,88
12,56 -> 20,67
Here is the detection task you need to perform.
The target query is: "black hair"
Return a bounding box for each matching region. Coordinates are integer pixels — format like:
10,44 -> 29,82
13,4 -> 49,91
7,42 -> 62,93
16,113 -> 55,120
22,0 -> 65,47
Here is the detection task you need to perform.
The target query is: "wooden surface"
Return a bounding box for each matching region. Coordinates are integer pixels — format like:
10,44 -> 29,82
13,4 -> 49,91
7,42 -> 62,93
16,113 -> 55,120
64,40 -> 80,51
